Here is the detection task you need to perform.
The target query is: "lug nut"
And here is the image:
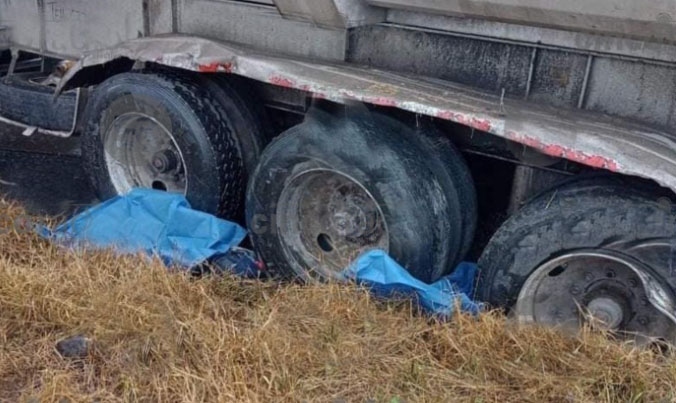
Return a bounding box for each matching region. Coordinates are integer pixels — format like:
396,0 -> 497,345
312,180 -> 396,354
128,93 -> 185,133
151,150 -> 179,173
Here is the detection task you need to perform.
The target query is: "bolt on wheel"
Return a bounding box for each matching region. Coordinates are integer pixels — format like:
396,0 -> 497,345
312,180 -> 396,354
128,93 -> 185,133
83,72 -> 265,217
247,110 -> 468,282
103,112 -> 187,195
478,180 -> 676,344
276,169 -> 389,280
515,250 -> 676,343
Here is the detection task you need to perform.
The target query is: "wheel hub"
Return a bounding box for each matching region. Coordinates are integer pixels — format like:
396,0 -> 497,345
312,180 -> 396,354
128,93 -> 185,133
587,296 -> 625,329
515,250 -> 676,342
276,168 -> 388,280
329,191 -> 379,238
103,112 -> 187,195
151,149 -> 180,173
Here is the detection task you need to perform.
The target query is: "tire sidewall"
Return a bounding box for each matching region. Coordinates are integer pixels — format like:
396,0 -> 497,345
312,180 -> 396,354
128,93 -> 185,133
81,73 -> 222,214
478,184 -> 676,309
247,112 -> 462,282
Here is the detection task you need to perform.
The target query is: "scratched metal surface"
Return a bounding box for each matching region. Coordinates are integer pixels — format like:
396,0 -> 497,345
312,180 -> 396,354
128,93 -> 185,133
3,1 -> 675,149
59,35 -> 676,192
0,0 -> 144,58
0,0 -> 347,61
346,24 -> 676,133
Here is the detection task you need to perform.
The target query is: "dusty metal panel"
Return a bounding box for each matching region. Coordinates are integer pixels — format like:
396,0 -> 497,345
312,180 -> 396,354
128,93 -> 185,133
274,0 -> 345,27
41,0 -> 145,56
274,0 -> 384,28
0,1 -> 41,52
178,0 -> 346,61
527,50 -> 589,109
333,0 -> 385,27
347,25 -> 532,97
59,35 -> 676,193
367,0 -> 676,44
148,0 -> 175,35
237,0 -> 275,4
3,0 -> 676,64
386,10 -> 676,65
347,24 -> 676,132
585,59 -> 676,131
0,27 -> 9,49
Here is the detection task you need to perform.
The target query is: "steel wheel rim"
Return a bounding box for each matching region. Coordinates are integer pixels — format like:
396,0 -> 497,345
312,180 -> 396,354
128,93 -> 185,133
515,249 -> 676,342
276,168 -> 389,280
103,112 -> 188,195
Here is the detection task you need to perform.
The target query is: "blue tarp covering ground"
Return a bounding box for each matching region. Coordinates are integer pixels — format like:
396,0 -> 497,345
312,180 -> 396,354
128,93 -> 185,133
345,250 -> 481,317
41,189 -> 480,317
41,189 -> 247,268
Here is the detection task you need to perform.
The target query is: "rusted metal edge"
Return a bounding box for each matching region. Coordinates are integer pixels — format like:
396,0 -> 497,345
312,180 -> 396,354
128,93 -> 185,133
58,34 -> 676,191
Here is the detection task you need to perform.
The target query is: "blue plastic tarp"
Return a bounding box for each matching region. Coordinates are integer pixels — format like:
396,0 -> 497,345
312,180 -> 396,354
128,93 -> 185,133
41,188 -> 246,267
344,250 -> 481,317
42,189 -> 479,317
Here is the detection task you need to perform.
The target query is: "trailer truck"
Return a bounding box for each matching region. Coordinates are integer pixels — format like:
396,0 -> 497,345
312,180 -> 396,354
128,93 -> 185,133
2,0 -> 676,342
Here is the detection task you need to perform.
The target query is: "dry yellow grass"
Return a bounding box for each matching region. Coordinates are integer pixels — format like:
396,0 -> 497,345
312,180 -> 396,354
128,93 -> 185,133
1,200 -> 676,402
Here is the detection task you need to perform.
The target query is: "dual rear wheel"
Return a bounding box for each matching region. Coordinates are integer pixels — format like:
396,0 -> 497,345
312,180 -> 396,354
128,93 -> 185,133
245,110 -> 476,282
82,71 -> 265,218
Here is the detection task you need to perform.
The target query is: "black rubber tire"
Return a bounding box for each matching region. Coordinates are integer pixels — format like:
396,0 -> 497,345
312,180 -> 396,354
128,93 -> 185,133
421,130 -> 477,261
0,72 -> 77,131
246,110 -> 464,283
477,179 -> 676,310
81,71 -> 264,219
196,75 -> 267,175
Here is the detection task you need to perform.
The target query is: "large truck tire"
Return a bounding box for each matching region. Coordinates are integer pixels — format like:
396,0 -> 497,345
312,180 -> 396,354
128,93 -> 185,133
81,71 -> 265,219
423,130 -> 477,260
200,75 -> 268,175
246,110 -> 471,283
477,180 -> 676,342
0,72 -> 77,131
